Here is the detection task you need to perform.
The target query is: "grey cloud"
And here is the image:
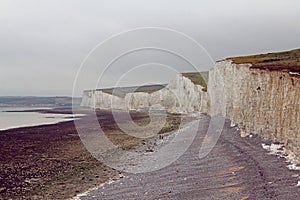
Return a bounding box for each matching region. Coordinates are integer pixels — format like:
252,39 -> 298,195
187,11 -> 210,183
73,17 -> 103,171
0,0 -> 299,96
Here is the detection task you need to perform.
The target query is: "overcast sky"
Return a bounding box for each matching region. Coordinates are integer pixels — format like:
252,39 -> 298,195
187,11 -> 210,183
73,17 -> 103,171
1,0 -> 300,96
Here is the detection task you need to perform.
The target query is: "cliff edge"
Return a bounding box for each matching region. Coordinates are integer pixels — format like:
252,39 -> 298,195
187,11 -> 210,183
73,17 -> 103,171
211,49 -> 300,161
81,48 -> 300,161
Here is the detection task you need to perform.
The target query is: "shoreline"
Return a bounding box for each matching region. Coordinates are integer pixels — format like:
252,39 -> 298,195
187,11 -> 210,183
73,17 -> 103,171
72,117 -> 199,199
2,107 -> 300,199
0,108 -> 184,199
75,117 -> 300,199
74,116 -> 300,199
0,117 -> 80,132
0,107 -> 84,131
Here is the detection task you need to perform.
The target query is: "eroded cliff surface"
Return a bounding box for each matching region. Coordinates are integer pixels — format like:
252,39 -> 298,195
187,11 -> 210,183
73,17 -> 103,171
207,60 -> 300,160
81,49 -> 300,160
81,74 -> 207,113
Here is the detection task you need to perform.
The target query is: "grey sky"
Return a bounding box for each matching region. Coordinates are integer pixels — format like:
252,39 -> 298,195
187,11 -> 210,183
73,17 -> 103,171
0,0 -> 300,96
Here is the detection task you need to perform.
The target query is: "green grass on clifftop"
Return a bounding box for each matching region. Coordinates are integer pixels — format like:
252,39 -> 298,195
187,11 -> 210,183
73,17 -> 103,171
91,84 -> 167,97
181,71 -> 209,92
228,48 -> 300,72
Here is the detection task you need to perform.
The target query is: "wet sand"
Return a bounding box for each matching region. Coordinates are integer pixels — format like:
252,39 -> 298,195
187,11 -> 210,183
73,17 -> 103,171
0,108 -> 182,199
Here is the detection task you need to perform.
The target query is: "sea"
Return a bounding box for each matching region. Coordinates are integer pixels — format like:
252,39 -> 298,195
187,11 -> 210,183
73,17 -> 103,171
0,107 -> 79,131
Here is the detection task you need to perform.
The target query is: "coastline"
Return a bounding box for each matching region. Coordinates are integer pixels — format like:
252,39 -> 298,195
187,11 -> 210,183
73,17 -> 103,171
72,116 -> 200,199
0,116 -> 82,132
0,108 -> 183,199
0,107 -> 84,131
2,107 -> 300,199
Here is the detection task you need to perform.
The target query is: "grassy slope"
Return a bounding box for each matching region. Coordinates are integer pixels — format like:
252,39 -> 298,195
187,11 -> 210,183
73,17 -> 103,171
181,71 -> 209,91
181,49 -> 300,90
86,72 -> 210,96
84,49 -> 300,97
228,48 -> 300,72
85,84 -> 167,98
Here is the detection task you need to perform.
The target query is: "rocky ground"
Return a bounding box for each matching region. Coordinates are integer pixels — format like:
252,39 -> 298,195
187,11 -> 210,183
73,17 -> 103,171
77,116 -> 300,200
0,108 -> 183,199
2,108 -> 300,199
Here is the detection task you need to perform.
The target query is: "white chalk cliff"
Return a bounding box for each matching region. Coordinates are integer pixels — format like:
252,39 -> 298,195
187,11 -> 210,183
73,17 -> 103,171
81,74 -> 208,114
81,60 -> 300,160
210,60 -> 300,161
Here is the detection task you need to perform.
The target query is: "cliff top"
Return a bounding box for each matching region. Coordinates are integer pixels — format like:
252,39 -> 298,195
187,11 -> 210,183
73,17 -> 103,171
181,71 -> 209,91
84,84 -> 167,98
228,48 -> 300,73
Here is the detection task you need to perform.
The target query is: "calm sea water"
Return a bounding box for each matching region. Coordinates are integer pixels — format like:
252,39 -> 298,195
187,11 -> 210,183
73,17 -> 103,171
0,107 -> 79,131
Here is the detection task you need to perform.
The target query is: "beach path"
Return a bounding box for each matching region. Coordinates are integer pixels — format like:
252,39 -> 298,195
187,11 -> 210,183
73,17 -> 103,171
77,116 -> 300,200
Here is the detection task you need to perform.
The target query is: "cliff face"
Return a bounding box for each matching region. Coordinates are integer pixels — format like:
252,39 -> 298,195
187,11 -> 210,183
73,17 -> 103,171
81,74 -> 207,113
81,90 -> 125,110
81,57 -> 300,160
206,60 -> 300,160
